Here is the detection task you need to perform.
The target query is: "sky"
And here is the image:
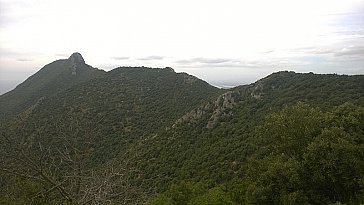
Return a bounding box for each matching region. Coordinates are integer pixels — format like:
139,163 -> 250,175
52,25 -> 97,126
0,0 -> 363,94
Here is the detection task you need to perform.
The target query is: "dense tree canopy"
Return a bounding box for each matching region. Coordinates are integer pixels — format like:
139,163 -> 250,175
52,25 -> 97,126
1,69 -> 363,204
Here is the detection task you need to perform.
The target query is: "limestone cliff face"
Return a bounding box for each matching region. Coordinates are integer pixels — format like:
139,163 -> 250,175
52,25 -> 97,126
250,81 -> 264,99
173,91 -> 240,129
206,91 -> 239,128
173,103 -> 212,127
68,52 -> 85,75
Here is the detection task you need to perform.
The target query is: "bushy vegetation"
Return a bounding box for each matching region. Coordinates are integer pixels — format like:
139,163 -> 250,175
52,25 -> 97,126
149,102 -> 364,204
0,68 -> 363,204
0,66 -> 221,204
0,58 -> 104,121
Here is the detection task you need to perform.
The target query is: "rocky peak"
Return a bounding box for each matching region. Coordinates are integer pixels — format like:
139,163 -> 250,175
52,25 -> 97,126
68,52 -> 85,75
69,52 -> 85,64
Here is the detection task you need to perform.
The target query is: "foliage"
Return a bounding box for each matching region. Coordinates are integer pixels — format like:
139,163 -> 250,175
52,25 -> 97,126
0,58 -> 104,121
0,66 -> 221,204
130,72 -> 364,195
148,182 -> 234,205
245,102 -> 364,204
1,68 -> 363,204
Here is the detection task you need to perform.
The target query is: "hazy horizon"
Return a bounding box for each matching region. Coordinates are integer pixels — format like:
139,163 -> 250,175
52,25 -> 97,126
1,0 -> 363,94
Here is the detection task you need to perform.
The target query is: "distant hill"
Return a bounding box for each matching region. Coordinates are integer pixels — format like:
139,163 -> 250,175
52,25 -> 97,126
0,54 -> 363,205
131,71 -> 364,188
0,53 -> 104,120
141,71 -> 364,204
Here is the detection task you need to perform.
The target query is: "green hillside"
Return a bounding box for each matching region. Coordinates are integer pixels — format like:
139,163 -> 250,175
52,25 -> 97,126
0,57 -> 363,205
0,64 -> 222,204
0,53 -> 104,121
142,71 -> 364,204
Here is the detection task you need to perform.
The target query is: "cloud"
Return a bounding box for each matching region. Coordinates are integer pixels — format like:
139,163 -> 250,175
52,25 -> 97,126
174,57 -> 237,65
17,58 -> 34,61
334,46 -> 364,57
0,0 -> 38,28
294,46 -> 364,59
137,56 -> 164,61
111,56 -> 129,60
192,58 -> 232,64
259,50 -> 275,54
0,48 -> 43,60
174,59 -> 192,64
174,57 -> 270,69
55,53 -> 69,58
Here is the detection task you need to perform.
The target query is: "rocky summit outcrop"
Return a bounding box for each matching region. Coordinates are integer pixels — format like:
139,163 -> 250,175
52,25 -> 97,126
69,52 -> 85,64
68,52 -> 85,75
0,53 -> 104,121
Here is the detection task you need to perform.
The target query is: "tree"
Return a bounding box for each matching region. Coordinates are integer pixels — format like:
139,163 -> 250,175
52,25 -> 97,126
254,102 -> 325,159
0,112 -> 151,204
245,102 -> 364,204
303,128 -> 364,203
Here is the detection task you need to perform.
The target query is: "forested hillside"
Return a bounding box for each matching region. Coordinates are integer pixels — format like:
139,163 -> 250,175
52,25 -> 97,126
0,57 -> 363,205
0,64 -> 221,204
0,53 -> 104,121
128,71 -> 364,204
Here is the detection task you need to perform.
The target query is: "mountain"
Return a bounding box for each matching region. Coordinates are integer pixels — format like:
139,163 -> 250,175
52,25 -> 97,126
0,54 -> 363,205
130,71 -> 364,185
0,53 -> 104,121
0,57 -> 222,204
142,71 -> 364,204
12,66 -> 221,162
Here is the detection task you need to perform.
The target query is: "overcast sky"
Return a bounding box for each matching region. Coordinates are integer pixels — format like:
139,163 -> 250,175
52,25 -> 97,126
0,0 -> 363,94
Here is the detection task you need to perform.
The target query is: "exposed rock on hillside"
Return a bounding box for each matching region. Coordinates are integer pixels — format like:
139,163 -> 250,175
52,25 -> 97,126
207,91 -> 240,128
173,103 -> 212,127
69,52 -> 85,64
68,52 -> 85,75
251,81 -> 263,99
174,91 -> 240,128
180,73 -> 198,84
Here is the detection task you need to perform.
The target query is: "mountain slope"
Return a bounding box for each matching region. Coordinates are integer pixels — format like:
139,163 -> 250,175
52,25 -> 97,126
125,71 -> 364,202
25,66 -> 222,162
0,61 -> 363,204
0,64 -> 222,204
0,53 -> 104,120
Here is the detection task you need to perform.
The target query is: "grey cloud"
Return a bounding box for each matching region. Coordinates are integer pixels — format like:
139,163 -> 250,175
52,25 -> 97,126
174,57 -> 237,65
291,46 -> 317,51
329,11 -> 364,27
333,30 -> 364,37
307,46 -> 364,58
310,49 -> 333,55
290,46 -> 322,54
137,56 -> 164,61
55,53 -> 69,58
0,49 -> 22,57
290,43 -> 364,58
0,0 -> 36,27
174,59 -> 192,64
334,46 -> 364,57
192,58 -> 234,64
174,57 -> 267,69
0,48 -> 42,60
111,56 -> 130,60
17,58 -> 34,62
259,50 -> 275,54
